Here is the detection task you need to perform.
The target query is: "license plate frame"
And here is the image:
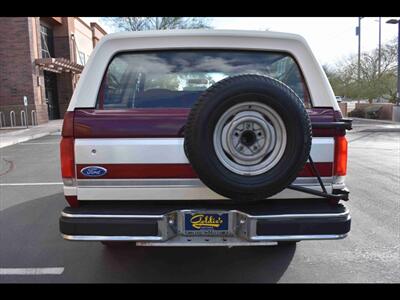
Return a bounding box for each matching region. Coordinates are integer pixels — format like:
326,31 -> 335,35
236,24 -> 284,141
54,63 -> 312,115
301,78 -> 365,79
183,211 -> 230,236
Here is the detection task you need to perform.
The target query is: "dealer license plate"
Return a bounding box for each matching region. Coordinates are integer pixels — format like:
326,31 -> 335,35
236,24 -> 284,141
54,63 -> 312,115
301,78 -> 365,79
183,212 -> 229,235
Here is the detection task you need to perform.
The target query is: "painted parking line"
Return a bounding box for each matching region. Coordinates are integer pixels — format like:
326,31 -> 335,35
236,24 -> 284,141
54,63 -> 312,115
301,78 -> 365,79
0,267 -> 64,275
19,142 -> 60,145
0,182 -> 63,186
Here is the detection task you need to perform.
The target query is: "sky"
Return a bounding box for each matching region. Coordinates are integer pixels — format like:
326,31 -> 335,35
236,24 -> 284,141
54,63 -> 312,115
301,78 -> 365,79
81,17 -> 399,67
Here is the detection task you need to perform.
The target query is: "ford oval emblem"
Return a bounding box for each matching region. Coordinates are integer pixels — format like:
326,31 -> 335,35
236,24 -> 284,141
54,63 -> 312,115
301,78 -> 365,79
80,166 -> 107,177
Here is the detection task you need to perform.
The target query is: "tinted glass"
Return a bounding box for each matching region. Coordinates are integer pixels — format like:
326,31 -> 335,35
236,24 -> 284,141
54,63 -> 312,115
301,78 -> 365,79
40,25 -> 54,58
98,50 -> 310,109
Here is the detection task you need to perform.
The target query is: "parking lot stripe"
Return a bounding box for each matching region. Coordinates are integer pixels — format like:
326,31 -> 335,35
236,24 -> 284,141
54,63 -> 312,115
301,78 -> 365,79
0,268 -> 64,275
19,142 -> 60,145
0,182 -> 63,186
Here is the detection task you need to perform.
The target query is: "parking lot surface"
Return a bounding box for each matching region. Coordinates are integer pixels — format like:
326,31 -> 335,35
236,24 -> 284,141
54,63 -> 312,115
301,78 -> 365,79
0,127 -> 399,283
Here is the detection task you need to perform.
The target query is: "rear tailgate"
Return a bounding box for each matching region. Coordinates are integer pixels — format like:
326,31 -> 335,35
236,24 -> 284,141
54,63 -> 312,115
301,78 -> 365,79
66,107 -> 343,202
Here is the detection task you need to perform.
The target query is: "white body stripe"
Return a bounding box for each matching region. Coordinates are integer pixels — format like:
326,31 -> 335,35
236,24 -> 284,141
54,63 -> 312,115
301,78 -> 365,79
64,186 -> 77,196
75,137 -> 334,164
307,138 -> 334,162
76,184 -> 332,201
75,138 -> 187,164
69,178 -> 333,200
64,182 -> 334,200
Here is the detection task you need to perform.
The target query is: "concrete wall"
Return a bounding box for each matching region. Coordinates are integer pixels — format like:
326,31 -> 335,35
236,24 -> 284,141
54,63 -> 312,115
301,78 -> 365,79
355,103 -> 394,120
338,102 -> 347,117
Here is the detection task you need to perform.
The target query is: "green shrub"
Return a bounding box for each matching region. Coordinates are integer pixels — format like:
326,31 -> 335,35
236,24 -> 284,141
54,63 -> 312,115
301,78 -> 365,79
364,105 -> 382,119
348,108 -> 365,118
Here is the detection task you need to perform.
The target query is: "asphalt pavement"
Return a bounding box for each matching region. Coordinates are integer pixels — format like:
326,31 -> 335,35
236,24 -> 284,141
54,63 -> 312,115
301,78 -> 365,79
0,123 -> 399,283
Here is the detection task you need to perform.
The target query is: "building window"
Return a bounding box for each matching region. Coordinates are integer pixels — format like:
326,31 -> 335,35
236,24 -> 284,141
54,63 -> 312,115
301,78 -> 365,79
40,25 -> 54,58
78,51 -> 86,65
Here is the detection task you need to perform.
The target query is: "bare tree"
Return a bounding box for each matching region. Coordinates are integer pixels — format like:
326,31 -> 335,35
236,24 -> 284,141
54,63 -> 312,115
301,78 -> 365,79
324,38 -> 398,103
102,17 -> 211,32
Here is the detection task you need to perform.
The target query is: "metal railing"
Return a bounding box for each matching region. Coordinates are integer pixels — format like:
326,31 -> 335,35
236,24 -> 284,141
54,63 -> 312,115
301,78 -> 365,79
0,110 -> 38,128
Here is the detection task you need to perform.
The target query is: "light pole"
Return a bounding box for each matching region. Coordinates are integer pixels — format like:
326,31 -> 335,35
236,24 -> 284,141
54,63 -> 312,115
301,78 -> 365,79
378,17 -> 382,75
356,17 -> 364,81
386,19 -> 400,106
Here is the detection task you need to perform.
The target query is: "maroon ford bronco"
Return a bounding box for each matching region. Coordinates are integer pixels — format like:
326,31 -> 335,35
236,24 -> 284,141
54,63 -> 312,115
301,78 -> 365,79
59,30 -> 351,247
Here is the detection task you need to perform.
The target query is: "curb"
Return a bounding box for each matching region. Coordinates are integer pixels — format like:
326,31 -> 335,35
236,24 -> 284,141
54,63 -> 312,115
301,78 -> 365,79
354,128 -> 400,133
0,129 -> 60,149
351,117 -> 400,124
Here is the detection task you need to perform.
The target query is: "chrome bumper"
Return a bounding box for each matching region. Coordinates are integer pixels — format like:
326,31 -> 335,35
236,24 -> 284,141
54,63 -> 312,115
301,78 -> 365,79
60,204 -> 350,246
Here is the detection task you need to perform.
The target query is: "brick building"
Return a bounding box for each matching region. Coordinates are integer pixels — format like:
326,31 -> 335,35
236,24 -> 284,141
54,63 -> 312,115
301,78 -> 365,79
0,17 -> 107,126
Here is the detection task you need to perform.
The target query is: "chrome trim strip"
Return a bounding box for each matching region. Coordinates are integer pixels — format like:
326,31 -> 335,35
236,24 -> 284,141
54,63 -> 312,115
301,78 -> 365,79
62,234 -> 347,243
61,209 -> 349,220
138,236 -> 278,247
242,210 -> 350,220
61,211 -> 164,219
250,234 -> 347,241
62,234 -> 163,241
138,242 -> 278,247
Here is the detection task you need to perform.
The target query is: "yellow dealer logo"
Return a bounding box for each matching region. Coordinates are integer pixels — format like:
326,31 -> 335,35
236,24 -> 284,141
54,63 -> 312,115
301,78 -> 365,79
190,214 -> 224,229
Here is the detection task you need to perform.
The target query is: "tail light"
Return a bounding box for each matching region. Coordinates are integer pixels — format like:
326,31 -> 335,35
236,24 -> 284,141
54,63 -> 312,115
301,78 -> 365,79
60,111 -> 77,207
60,137 -> 75,179
60,111 -> 75,180
334,135 -> 348,176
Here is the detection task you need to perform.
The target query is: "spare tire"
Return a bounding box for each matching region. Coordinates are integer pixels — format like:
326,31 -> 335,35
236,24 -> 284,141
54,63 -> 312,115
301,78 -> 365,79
184,74 -> 312,201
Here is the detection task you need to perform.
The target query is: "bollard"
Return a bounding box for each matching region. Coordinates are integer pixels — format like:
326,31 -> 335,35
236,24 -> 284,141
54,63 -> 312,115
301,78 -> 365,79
0,111 -> 5,128
31,110 -> 38,126
393,105 -> 400,122
10,111 -> 16,127
20,110 -> 27,127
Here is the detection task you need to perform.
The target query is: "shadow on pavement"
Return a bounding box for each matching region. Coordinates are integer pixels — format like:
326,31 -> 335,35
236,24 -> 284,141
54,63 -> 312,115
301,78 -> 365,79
0,193 -> 296,283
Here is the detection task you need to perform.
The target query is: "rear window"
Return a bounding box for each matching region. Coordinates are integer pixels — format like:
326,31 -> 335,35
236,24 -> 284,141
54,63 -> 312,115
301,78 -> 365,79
97,50 -> 310,109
